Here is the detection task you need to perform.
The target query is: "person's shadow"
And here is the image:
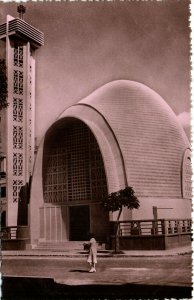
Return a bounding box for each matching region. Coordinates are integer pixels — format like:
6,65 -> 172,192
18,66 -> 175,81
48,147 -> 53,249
69,269 -> 89,273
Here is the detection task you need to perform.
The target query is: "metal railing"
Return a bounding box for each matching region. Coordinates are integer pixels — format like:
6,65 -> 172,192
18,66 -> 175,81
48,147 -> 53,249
0,219 -> 191,240
111,219 -> 191,237
0,226 -> 29,240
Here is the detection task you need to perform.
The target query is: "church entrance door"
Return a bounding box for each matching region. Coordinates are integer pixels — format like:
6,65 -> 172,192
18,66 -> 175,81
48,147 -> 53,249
69,205 -> 90,241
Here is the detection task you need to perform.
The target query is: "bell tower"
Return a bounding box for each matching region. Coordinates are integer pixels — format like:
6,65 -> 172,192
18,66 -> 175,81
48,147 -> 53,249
0,6 -> 44,226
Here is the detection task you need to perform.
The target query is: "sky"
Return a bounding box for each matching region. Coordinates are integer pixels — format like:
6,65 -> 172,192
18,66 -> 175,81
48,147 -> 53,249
0,0 -> 191,142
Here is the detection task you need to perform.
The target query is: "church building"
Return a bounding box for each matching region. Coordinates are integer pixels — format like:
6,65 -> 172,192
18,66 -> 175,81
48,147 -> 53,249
0,8 -> 191,250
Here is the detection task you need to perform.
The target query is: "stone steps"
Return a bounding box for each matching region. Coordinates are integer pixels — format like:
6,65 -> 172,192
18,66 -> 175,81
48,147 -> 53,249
35,242 -> 84,251
34,241 -> 106,251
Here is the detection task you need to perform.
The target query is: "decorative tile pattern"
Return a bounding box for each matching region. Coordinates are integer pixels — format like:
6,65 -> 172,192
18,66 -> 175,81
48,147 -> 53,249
13,180 -> 23,202
13,126 -> 23,149
14,46 -> 23,67
13,70 -> 23,95
13,98 -> 23,122
13,153 -> 23,176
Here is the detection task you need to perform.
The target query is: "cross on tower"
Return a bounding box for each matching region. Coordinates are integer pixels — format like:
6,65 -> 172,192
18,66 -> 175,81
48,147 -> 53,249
17,5 -> 26,20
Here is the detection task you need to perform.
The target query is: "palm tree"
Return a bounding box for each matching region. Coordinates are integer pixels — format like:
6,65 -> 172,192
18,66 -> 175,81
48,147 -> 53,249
102,186 -> 140,253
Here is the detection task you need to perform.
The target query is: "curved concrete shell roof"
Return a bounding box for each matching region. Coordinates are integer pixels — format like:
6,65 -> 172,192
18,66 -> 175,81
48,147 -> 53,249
71,80 -> 189,198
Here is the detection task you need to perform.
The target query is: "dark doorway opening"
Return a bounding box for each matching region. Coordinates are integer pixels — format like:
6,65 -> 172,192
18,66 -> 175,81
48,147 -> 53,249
69,205 -> 90,241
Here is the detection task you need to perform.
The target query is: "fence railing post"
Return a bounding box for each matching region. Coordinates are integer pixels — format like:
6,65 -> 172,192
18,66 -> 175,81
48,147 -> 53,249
161,219 -> 166,235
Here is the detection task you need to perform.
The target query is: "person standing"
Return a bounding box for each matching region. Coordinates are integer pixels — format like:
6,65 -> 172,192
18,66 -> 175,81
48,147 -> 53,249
86,233 -> 97,273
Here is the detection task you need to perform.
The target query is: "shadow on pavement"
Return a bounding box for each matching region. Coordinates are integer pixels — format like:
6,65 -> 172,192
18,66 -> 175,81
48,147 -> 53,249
2,277 -> 192,300
69,269 -> 90,273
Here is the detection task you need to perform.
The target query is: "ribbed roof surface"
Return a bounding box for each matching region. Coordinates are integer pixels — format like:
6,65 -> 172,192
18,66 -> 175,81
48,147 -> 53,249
78,80 -> 189,198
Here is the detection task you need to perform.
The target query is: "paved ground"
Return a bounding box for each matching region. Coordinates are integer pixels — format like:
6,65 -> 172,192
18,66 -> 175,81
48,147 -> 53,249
1,245 -> 192,299
2,254 -> 192,287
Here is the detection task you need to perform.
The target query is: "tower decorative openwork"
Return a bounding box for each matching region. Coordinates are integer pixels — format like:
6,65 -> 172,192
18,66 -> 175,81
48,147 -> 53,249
0,8 -> 44,226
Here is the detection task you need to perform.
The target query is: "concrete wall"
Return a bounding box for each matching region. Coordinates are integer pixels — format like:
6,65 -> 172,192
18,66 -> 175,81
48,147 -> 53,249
132,197 -> 191,220
30,138 -> 45,247
39,205 -> 68,242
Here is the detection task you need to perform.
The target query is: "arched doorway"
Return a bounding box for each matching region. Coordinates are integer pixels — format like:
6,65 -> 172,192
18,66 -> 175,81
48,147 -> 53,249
42,118 -> 109,241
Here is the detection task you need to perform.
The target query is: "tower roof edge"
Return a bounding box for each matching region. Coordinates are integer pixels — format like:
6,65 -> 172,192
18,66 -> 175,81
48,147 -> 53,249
0,16 -> 44,48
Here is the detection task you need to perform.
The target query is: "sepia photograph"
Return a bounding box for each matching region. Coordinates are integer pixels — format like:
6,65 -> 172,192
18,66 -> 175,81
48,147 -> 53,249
0,0 -> 192,299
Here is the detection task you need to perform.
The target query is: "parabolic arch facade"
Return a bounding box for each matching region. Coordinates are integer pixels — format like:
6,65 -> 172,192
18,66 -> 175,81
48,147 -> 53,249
30,80 -> 191,246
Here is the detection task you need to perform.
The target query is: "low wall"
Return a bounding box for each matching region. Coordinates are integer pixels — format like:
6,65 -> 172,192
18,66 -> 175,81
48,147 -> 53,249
1,239 -> 30,250
1,226 -> 30,250
108,233 -> 191,250
165,234 -> 192,249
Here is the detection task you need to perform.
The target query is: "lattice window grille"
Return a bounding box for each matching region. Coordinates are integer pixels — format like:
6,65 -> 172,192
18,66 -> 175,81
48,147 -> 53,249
18,47 -> 23,67
13,47 -> 18,67
13,70 -> 23,95
13,126 -> 23,149
14,46 -> 23,67
13,98 -> 23,122
13,153 -> 23,176
13,70 -> 18,94
43,121 -> 107,204
13,180 -> 23,202
43,151 -> 68,203
90,138 -> 107,200
19,71 -> 23,95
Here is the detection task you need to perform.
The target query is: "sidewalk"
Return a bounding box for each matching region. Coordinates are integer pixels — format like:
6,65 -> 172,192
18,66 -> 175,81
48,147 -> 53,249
2,244 -> 192,258
2,244 -> 192,299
